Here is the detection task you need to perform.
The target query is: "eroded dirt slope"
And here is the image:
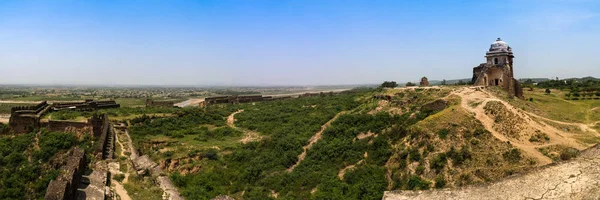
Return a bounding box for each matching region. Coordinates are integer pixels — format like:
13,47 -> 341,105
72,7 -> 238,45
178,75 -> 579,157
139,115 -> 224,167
383,144 -> 600,199
448,87 -> 598,165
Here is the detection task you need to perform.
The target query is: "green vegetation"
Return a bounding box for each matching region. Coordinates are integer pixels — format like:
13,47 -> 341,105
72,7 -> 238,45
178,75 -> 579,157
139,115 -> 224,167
489,87 -> 600,124
528,131 -> 550,143
380,81 -> 399,88
44,106 -> 180,121
502,148 -> 522,163
123,174 -> 163,200
113,174 -> 125,182
0,131 -> 91,199
537,145 -> 580,162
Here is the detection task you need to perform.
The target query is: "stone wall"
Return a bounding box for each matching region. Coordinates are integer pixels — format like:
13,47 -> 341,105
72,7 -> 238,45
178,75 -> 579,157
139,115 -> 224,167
44,120 -> 90,132
9,100 -> 119,134
45,147 -> 86,200
52,100 -> 120,111
93,114 -> 112,159
9,101 -> 50,133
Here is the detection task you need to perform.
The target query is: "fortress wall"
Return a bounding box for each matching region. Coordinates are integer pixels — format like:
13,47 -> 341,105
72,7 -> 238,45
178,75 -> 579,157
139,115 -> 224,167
45,147 -> 86,200
44,120 -> 91,133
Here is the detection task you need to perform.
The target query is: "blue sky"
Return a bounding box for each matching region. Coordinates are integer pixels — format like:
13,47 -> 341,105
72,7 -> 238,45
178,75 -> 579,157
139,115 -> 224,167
0,0 -> 598,86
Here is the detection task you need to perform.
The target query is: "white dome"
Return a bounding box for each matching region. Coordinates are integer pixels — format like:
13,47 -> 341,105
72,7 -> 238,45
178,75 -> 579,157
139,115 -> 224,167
489,38 -> 512,53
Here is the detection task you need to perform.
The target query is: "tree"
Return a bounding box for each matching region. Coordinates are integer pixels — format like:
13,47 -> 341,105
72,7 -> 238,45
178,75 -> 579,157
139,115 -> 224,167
380,81 -> 398,88
441,79 -> 446,85
456,80 -> 466,85
545,89 -> 551,94
405,82 -> 416,87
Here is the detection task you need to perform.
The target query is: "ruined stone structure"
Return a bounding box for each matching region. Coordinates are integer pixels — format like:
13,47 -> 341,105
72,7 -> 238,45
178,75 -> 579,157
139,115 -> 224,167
420,77 -> 429,86
203,95 -> 284,106
8,100 -> 119,134
52,99 -> 120,111
44,114 -> 114,200
45,147 -> 86,200
9,101 -> 51,133
145,99 -> 175,107
300,91 -> 335,98
201,91 -> 347,107
472,38 -> 523,98
92,114 -> 113,159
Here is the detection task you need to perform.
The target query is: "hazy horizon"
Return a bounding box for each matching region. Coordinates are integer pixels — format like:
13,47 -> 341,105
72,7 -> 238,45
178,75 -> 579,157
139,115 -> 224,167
1,0 -> 599,86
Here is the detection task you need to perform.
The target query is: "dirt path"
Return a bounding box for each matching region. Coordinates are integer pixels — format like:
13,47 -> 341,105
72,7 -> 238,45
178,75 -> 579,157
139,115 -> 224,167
227,110 -> 262,144
287,111 -> 347,172
114,132 -> 130,183
120,129 -> 183,200
227,110 -> 244,128
384,144 -> 600,199
338,160 -> 364,180
0,115 -> 8,124
450,87 -> 591,165
113,181 -> 131,200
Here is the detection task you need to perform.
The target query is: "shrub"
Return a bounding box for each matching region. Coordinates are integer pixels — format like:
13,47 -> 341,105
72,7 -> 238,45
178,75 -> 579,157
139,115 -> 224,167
458,173 -> 472,186
434,175 -> 446,188
113,174 -> 125,182
502,148 -> 522,163
545,89 -> 551,94
415,165 -> 425,175
528,132 -> 550,143
406,176 -> 431,190
429,153 -> 447,173
201,149 -> 219,160
529,98 -> 534,102
409,148 -> 421,162
380,81 -> 399,88
163,151 -> 174,158
447,146 -> 471,165
560,148 -> 579,160
437,129 -> 449,139
473,129 -> 489,137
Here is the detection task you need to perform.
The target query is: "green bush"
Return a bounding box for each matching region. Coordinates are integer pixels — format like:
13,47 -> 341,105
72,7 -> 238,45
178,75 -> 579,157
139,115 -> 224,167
447,145 -> 471,165
113,174 -> 125,182
409,148 -> 421,162
429,153 -> 447,173
415,165 -> 425,175
560,148 -> 579,160
502,148 -> 522,163
406,176 -> 431,190
437,129 -> 449,139
434,175 -> 446,188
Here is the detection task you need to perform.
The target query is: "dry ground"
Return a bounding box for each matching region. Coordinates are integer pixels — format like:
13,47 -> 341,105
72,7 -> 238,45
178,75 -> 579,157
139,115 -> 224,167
450,87 -> 598,165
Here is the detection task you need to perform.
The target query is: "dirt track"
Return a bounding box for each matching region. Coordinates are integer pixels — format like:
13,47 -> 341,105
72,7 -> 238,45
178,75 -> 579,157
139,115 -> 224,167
287,111 -> 347,172
449,87 -> 596,165
227,110 -> 262,144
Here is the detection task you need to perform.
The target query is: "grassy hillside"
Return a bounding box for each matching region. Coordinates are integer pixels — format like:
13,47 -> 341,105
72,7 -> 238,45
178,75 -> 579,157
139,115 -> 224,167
124,86 -> 599,199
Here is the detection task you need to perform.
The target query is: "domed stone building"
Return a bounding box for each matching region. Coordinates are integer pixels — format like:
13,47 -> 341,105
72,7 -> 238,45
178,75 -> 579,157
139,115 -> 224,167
472,38 -> 523,98
420,77 -> 429,86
